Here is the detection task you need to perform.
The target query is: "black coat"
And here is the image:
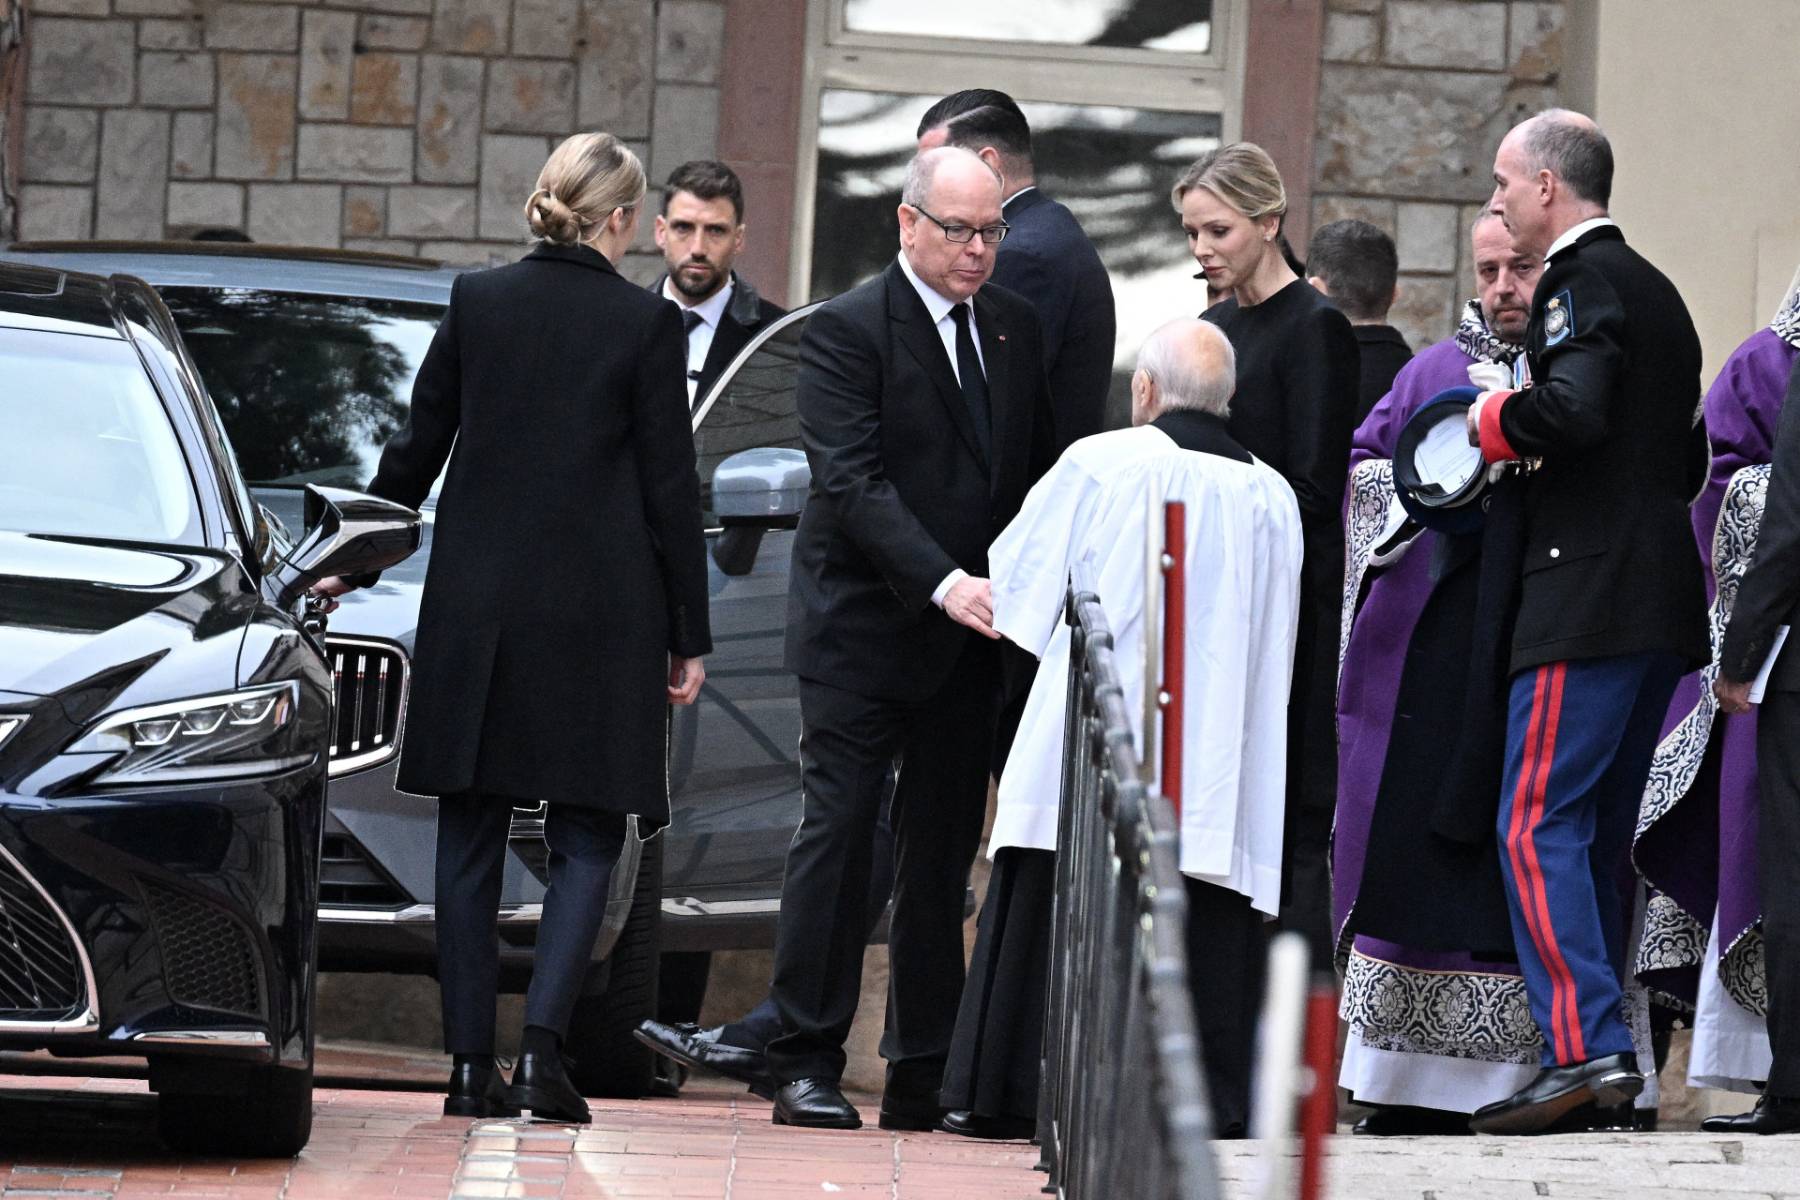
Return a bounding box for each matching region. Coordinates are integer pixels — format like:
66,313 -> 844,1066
784,261 -> 1055,702
1351,323 -> 1412,424
650,271 -> 787,407
365,242 -> 712,816
992,188 -> 1116,450
1721,356 -> 1800,689
1490,225 -> 1709,674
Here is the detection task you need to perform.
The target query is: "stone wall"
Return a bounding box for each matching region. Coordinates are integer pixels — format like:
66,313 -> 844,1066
1,0 -> 22,239
15,0 -> 724,278
1310,0 -> 1565,348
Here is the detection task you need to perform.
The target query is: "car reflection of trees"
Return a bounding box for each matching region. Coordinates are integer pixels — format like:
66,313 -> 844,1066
163,292 -> 409,486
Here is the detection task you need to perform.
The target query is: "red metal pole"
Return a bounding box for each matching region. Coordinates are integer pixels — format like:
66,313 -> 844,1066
1159,501 -> 1185,820
1297,983 -> 1338,1200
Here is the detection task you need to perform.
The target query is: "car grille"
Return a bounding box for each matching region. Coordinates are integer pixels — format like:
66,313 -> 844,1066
319,833 -> 409,908
326,637 -> 408,777
141,880 -> 263,1018
0,855 -> 85,1022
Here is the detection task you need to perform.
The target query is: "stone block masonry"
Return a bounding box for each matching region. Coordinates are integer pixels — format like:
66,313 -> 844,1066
15,0 -> 725,266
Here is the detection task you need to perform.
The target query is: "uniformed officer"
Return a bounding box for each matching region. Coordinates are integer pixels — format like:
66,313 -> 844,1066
1462,109 -> 1709,1135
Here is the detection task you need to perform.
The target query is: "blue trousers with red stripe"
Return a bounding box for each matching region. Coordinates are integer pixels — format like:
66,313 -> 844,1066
1497,652 -> 1683,1068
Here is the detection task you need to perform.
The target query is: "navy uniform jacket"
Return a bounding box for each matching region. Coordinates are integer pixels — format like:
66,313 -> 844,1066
1477,223 -> 1709,675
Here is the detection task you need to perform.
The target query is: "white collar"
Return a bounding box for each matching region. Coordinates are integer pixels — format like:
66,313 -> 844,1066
1546,216 -> 1618,262
662,275 -> 734,328
897,252 -> 960,325
1003,185 -> 1036,208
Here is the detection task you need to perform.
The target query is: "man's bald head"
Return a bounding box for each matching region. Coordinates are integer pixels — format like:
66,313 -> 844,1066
1490,107 -> 1611,256
1511,108 -> 1613,208
901,146 -> 1001,211
1132,318 -> 1237,425
898,146 -> 1004,301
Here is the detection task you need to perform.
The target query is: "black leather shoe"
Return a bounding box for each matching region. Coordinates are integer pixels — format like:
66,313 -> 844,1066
772,1078 -> 862,1129
634,1020 -> 774,1095
941,1109 -> 1036,1140
505,1051 -> 591,1124
647,1055 -> 688,1100
1469,1053 -> 1643,1135
1351,1105 -> 1472,1136
877,1090 -> 945,1132
444,1059 -> 518,1118
1699,1094 -> 1800,1135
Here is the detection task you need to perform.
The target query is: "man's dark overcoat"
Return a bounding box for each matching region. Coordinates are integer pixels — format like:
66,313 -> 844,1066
365,241 -> 712,818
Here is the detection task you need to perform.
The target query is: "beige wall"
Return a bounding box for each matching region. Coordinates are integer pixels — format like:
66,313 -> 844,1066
1588,0 -> 1800,382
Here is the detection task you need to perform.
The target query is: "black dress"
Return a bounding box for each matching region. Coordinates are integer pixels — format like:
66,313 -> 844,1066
1204,279 -> 1360,958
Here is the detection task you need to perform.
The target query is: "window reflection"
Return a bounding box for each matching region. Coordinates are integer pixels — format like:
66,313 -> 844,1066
694,316 -> 806,524
843,0 -> 1211,52
810,91 -> 1221,423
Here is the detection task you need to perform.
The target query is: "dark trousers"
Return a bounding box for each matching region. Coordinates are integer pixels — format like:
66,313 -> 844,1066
1184,876 -> 1268,1138
1496,653 -> 1681,1068
436,792 -> 627,1055
766,641 -> 997,1089
1757,690 -> 1800,1096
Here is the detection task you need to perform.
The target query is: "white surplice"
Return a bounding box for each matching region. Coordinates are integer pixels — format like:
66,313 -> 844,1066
987,424 -> 1302,915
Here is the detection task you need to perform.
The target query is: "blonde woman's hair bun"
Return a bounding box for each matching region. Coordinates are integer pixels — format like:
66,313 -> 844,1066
525,133 -> 647,246
525,187 -> 585,244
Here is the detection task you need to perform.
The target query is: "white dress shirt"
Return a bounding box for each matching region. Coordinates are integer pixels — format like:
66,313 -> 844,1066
662,276 -> 735,405
895,253 -> 987,607
1545,216 -> 1618,262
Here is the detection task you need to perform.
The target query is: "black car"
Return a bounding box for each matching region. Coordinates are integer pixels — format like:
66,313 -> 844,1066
0,263 -> 419,1155
0,241 -> 827,1098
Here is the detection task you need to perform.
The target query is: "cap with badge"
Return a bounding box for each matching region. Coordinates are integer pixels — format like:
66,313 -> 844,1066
1392,385 -> 1492,534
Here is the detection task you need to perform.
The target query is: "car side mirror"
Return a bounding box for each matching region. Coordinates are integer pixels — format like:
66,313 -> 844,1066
710,449 -> 808,577
272,484 -> 421,607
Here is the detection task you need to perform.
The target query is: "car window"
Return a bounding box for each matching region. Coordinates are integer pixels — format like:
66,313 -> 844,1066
0,326 -> 203,545
158,287 -> 444,496
693,310 -> 809,524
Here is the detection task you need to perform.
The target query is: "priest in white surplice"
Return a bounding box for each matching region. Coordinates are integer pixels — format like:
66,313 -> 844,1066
939,318 -> 1302,1143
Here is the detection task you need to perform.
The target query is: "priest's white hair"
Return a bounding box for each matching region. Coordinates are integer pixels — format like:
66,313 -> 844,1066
1137,318 -> 1236,418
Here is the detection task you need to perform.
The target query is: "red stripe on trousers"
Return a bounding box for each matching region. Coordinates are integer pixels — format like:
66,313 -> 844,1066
1522,663 -> 1588,1064
1504,666 -> 1564,1062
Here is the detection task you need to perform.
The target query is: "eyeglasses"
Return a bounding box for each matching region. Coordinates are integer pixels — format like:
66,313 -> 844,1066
909,205 -> 1009,245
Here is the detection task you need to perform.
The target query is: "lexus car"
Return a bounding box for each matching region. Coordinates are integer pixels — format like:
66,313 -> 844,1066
0,262 -> 420,1154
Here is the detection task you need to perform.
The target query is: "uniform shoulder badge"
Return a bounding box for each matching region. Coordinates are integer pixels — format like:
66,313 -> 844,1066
1543,290 -> 1575,346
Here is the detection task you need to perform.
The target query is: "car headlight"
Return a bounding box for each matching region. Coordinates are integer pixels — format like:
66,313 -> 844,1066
68,682 -> 311,785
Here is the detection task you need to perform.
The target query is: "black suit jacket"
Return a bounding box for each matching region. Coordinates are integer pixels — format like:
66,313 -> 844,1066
992,188 -> 1116,450
1352,323 -> 1412,423
651,272 -> 788,407
1490,224 -> 1709,673
1721,357 -> 1800,690
784,261 -> 1055,701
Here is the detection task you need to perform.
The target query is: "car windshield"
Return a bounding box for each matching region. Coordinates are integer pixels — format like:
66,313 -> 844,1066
158,287 -> 444,496
0,326 -> 202,545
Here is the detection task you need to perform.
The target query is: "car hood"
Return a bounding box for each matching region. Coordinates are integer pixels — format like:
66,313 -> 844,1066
0,532 -> 260,721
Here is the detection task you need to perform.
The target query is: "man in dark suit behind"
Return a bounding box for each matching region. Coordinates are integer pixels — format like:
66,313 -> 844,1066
1465,109 -> 1708,1135
916,89 -> 1116,450
651,159 -> 786,409
1305,218 -> 1412,422
762,146 -> 1053,1130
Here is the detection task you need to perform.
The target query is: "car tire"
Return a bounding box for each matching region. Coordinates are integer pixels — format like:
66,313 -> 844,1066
565,831 -> 662,1099
156,1062 -> 314,1158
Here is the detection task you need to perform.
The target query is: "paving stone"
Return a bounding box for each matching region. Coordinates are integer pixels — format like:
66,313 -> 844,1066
216,53 -> 299,179
32,0 -> 109,14
1311,194 -> 1399,237
1314,64 -> 1554,202
18,184 -> 93,240
351,52 -> 419,125
478,133 -> 550,239
484,58 -> 576,133
205,2 -> 301,52
359,14 -> 431,50
649,83 -> 719,181
170,111 -> 214,178
1323,11 -> 1380,63
26,18 -> 135,105
344,184 -> 387,236
297,124 -> 415,181
576,0 -> 653,137
116,0 -> 200,13
511,0 -> 580,57
1396,200 -> 1460,272
247,181 -> 344,245
139,17 -> 204,50
1509,2 -> 1565,82
656,0 -> 725,84
387,183 -> 477,238
139,51 -> 215,108
167,181 -> 245,229
1385,0 -> 1509,70
96,109 -> 171,238
417,54 -> 484,182
325,0 -> 434,13
22,107 -> 100,183
433,0 -> 509,53
299,8 -> 357,120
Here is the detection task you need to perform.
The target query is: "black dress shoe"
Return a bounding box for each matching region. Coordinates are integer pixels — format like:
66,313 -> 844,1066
877,1090 -> 945,1132
647,1055 -> 688,1100
505,1051 -> 590,1124
1699,1094 -> 1800,1135
941,1109 -> 1037,1140
772,1078 -> 862,1129
1469,1053 -> 1643,1135
1351,1105 -> 1473,1136
444,1059 -> 518,1118
634,1019 -> 774,1095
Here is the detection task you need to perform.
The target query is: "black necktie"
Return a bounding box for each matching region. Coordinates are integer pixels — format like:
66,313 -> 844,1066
681,308 -> 704,337
949,303 -> 991,461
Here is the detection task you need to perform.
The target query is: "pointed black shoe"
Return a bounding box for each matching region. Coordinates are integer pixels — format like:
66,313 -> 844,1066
940,1109 -> 1037,1140
444,1059 -> 518,1118
877,1089 -> 946,1132
505,1051 -> 591,1124
1469,1053 -> 1643,1135
772,1078 -> 862,1129
634,1019 -> 774,1095
1700,1094 -> 1800,1135
1351,1105 -> 1473,1136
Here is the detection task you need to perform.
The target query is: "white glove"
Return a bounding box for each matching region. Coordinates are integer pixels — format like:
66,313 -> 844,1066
1466,361 -> 1512,392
